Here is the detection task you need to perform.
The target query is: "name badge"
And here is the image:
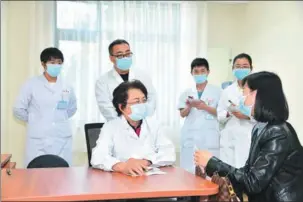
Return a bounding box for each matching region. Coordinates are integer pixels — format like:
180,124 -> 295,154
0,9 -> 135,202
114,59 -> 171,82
205,114 -> 215,120
204,98 -> 215,120
57,101 -> 68,110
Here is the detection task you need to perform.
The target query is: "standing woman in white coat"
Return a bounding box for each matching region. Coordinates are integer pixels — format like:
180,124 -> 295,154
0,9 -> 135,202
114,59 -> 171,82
217,53 -> 255,168
13,47 -> 77,167
178,58 -> 221,174
91,80 -> 175,176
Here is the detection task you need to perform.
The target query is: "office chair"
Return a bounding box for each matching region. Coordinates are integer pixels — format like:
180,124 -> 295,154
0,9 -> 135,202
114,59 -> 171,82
84,123 -> 104,167
221,81 -> 233,89
27,154 -> 69,168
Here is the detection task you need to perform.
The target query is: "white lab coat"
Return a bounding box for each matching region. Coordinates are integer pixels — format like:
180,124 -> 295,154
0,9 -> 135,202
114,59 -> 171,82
95,68 -> 157,121
178,83 -> 221,173
13,75 -> 77,167
217,81 -> 255,168
91,116 -> 176,171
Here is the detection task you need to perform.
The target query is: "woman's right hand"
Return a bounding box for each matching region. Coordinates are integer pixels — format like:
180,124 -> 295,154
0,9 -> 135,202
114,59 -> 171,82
194,150 -> 213,167
232,111 -> 250,120
113,159 -> 148,176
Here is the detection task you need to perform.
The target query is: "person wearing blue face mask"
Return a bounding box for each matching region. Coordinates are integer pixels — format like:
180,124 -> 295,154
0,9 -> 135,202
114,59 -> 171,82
217,53 -> 255,168
195,72 -> 303,202
91,80 -> 175,176
177,58 -> 221,174
13,47 -> 77,167
95,39 -> 157,122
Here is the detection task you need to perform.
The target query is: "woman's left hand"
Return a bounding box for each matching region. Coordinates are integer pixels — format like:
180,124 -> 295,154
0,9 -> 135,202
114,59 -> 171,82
194,150 -> 213,167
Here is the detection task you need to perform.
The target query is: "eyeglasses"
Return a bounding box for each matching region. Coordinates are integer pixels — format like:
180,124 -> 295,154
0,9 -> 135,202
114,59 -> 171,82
234,66 -> 250,69
126,98 -> 147,105
112,52 -> 133,59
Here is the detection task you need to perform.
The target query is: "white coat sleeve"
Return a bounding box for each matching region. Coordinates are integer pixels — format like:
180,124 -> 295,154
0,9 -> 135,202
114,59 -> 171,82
91,123 -> 120,171
177,91 -> 188,110
145,77 -> 157,116
144,124 -> 176,167
67,86 -> 77,118
13,80 -> 32,122
217,89 -> 230,124
95,79 -> 118,121
215,88 -> 223,107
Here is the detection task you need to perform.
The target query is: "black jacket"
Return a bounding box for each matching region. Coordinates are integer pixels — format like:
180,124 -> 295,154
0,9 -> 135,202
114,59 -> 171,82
206,122 -> 303,202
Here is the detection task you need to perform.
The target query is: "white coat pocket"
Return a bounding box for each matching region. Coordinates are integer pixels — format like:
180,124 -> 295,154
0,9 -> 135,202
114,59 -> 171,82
56,100 -> 68,110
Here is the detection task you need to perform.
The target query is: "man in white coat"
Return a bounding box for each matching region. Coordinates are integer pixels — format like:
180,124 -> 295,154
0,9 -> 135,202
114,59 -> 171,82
178,58 -> 221,174
95,39 -> 156,121
13,47 -> 77,167
217,53 -> 256,168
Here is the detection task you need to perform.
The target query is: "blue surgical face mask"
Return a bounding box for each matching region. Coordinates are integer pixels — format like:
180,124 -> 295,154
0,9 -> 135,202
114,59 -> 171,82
238,96 -> 253,117
193,74 -> 207,84
128,103 -> 148,121
233,68 -> 251,80
116,57 -> 132,71
46,64 -> 62,77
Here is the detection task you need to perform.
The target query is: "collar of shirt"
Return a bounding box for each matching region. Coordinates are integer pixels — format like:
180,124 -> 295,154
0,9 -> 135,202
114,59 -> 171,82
255,122 -> 268,136
127,120 -> 143,137
120,73 -> 129,81
197,91 -> 203,99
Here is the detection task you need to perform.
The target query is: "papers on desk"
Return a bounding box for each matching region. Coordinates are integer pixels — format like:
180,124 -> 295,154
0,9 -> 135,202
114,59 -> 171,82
144,167 -> 166,176
128,167 -> 166,177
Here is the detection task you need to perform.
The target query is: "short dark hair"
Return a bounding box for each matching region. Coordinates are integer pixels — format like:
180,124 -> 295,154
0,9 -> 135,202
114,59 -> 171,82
233,53 -> 252,69
242,71 -> 289,124
40,47 -> 64,63
108,39 -> 130,56
112,80 -> 148,116
190,58 -> 209,72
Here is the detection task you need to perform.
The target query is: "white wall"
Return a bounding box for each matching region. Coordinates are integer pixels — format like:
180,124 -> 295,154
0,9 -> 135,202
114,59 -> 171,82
1,1 -> 9,152
1,1 -> 30,163
207,2 -> 246,57
244,1 -> 303,142
206,2 -> 247,85
207,1 -> 303,142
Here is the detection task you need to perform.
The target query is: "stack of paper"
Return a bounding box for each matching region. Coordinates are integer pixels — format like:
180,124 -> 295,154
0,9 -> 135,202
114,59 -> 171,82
127,167 -> 166,177
144,167 -> 166,176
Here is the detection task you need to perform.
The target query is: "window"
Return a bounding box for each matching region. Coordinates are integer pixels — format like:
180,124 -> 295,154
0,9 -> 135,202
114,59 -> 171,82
55,1 -> 205,150
55,1 -> 182,124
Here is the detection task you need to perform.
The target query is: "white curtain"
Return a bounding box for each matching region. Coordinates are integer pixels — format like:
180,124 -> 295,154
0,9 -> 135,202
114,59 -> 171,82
2,1 -> 207,166
56,1 -> 207,155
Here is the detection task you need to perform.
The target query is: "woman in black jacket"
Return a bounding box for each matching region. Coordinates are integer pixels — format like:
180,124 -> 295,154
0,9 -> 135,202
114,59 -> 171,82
194,71 -> 303,202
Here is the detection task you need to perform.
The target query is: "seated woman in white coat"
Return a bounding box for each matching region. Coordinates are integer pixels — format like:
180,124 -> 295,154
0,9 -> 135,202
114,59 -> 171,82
91,80 -> 175,176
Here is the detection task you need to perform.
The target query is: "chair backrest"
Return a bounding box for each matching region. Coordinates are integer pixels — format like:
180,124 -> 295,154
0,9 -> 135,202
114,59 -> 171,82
27,154 -> 69,168
221,81 -> 233,89
84,123 -> 104,167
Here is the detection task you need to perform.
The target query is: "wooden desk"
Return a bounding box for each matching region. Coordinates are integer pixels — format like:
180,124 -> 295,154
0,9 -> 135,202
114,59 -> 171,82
1,154 -> 12,168
1,167 -> 218,202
